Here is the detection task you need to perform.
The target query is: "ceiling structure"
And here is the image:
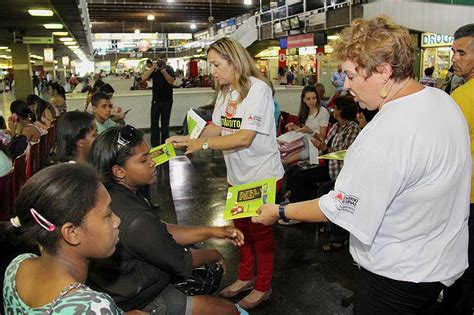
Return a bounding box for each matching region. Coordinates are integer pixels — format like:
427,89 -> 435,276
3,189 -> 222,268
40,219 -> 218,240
0,0 -> 92,61
0,0 -> 271,63
87,0 -> 269,34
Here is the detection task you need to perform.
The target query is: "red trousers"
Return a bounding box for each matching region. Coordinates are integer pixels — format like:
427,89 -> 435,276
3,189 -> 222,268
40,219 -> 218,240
231,180 -> 281,292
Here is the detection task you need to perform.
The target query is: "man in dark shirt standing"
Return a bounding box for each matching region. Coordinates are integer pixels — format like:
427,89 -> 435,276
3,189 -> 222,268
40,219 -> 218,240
142,58 -> 175,146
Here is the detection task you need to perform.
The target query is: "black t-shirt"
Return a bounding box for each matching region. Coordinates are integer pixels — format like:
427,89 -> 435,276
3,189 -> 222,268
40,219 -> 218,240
87,182 -> 192,311
151,65 -> 175,102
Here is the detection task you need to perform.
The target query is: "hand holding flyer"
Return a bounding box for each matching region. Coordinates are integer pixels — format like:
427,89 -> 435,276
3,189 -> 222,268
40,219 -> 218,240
187,109 -> 207,139
149,143 -> 176,165
224,178 -> 276,220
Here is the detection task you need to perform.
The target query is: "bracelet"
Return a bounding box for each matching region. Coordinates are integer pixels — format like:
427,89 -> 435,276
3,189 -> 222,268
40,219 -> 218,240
278,202 -> 290,222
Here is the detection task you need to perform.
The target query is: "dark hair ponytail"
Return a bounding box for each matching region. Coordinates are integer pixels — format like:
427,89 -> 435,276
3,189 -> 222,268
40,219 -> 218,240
0,164 -> 101,254
56,111 -> 95,162
10,100 -> 34,121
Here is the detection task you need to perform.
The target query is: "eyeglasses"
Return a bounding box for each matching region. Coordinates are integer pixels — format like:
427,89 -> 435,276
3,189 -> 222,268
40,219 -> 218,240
117,125 -> 137,150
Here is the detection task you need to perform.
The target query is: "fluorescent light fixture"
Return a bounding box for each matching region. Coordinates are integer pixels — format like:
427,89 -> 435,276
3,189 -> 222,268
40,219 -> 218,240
28,9 -> 54,17
52,31 -> 68,36
59,37 -> 74,42
68,46 -> 79,49
190,23 -> 196,29
44,24 -> 63,29
135,29 -> 141,34
147,15 -> 155,21
244,0 -> 252,4
167,0 -> 175,2
64,41 -> 77,45
0,47 -> 8,50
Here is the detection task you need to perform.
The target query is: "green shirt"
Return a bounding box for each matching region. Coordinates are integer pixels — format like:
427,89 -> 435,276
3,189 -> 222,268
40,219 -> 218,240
95,119 -> 116,134
3,253 -> 123,314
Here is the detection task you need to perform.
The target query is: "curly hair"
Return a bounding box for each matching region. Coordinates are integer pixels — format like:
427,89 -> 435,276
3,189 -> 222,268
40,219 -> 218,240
333,15 -> 414,82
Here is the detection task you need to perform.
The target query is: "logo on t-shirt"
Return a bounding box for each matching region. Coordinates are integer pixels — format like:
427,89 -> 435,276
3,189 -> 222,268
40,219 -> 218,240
221,116 -> 242,130
247,114 -> 262,127
225,100 -> 237,119
335,190 -> 359,214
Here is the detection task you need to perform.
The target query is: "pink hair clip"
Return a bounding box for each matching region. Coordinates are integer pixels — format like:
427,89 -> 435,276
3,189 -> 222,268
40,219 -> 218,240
30,208 -> 56,232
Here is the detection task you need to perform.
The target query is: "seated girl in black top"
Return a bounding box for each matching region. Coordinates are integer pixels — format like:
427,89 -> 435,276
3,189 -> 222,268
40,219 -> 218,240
88,125 -> 243,314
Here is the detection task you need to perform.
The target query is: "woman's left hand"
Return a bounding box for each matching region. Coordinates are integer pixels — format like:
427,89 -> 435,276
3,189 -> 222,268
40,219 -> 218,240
311,137 -> 326,151
213,226 -> 245,246
252,204 -> 280,225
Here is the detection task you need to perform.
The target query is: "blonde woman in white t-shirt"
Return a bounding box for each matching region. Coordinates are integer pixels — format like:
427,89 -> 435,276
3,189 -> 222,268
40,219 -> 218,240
282,85 -> 330,165
168,37 -> 284,310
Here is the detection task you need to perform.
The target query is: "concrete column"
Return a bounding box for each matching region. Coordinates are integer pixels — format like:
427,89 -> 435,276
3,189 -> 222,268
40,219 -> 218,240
57,58 -> 66,85
11,43 -> 33,100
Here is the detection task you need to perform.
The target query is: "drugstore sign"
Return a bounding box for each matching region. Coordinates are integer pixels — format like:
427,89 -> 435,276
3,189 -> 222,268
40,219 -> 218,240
421,32 -> 454,48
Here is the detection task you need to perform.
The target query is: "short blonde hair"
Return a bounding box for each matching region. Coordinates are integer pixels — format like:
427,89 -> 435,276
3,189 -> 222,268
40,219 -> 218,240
333,15 -> 414,82
207,37 -> 270,104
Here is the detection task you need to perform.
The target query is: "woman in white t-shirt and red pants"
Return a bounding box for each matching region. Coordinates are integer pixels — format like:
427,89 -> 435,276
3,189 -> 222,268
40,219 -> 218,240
168,38 -> 284,310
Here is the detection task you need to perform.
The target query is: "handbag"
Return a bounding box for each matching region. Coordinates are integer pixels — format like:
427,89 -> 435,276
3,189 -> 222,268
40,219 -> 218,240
278,138 -> 305,159
173,263 -> 224,296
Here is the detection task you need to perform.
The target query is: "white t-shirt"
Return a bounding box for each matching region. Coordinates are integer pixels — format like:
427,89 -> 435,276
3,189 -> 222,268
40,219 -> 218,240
212,77 -> 284,186
305,106 -> 330,136
319,87 -> 471,286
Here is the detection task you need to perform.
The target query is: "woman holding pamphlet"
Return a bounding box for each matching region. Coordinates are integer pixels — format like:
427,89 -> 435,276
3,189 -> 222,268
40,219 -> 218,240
167,37 -> 284,310
253,16 -> 471,314
88,125 -> 244,314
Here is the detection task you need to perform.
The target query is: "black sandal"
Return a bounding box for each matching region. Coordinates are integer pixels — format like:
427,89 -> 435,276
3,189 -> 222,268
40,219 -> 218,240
321,241 -> 348,253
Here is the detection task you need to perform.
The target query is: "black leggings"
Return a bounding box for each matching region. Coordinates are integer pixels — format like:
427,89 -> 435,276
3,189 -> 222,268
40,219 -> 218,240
355,268 -> 444,315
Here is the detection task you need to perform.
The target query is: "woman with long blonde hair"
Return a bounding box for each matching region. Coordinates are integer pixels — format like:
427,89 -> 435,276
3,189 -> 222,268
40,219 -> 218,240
168,37 -> 284,310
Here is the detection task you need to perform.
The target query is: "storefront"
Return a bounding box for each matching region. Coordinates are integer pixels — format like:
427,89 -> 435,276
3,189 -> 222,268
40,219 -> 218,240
420,32 -> 454,80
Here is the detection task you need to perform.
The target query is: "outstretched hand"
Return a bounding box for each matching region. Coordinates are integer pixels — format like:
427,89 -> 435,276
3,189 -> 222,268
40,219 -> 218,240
166,136 -> 205,155
213,226 -> 245,246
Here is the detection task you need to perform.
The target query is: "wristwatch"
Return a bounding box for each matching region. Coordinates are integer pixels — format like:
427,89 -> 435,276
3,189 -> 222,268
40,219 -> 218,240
202,139 -> 209,150
278,202 -> 290,222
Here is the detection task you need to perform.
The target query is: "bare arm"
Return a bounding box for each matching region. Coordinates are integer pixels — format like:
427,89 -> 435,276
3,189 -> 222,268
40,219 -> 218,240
161,69 -> 175,86
179,129 -> 257,155
201,123 -> 222,137
252,199 -> 328,226
319,126 -> 328,140
296,125 -> 313,134
141,64 -> 157,82
166,224 -> 244,247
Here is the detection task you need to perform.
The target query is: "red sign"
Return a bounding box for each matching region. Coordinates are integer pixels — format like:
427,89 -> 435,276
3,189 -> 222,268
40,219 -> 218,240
287,34 -> 314,48
278,49 -> 286,69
